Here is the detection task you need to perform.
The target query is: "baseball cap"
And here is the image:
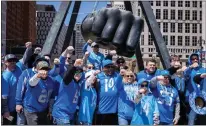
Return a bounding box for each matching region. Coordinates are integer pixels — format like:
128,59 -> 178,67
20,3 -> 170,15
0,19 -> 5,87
102,59 -> 113,68
91,42 -> 99,48
4,54 -> 18,62
36,61 -> 50,70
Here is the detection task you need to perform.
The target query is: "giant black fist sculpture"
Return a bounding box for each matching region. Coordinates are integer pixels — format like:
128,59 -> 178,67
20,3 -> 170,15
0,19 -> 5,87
81,8 -> 144,57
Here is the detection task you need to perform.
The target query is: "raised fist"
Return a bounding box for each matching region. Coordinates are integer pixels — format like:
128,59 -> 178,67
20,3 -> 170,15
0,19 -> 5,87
190,62 -> 199,68
81,8 -> 144,57
54,58 -> 60,65
25,42 -> 32,48
85,52 -> 90,58
67,46 -> 74,54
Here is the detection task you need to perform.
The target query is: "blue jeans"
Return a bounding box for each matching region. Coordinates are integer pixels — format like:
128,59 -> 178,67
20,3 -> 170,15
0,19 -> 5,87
188,109 -> 197,125
17,112 -> 26,125
118,116 -> 131,125
53,117 -> 71,125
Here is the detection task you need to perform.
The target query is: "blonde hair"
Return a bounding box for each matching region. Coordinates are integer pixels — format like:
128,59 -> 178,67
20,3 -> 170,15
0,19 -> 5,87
122,70 -> 137,84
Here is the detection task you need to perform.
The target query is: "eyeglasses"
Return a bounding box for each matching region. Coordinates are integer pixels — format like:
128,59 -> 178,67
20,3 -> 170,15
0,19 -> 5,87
126,75 -> 134,78
141,84 -> 148,88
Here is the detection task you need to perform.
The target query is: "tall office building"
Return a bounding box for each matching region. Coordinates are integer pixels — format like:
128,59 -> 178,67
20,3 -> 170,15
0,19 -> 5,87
1,1 -> 7,55
6,1 -> 36,54
112,1 -> 203,67
74,23 -> 85,58
36,4 -> 67,57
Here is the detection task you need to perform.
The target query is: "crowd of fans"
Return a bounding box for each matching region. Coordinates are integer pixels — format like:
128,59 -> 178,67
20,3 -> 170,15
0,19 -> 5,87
1,40 -> 206,125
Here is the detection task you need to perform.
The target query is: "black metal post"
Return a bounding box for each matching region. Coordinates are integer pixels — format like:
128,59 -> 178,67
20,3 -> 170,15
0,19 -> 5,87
41,1 -> 72,56
124,1 -> 145,71
139,1 -> 170,69
61,1 -> 82,53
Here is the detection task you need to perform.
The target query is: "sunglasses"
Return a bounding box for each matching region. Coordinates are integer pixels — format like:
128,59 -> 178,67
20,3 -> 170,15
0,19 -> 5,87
105,65 -> 114,68
92,46 -> 99,48
7,59 -> 17,62
87,66 -> 93,69
191,58 -> 198,61
117,60 -> 125,64
164,76 -> 170,79
141,84 -> 148,88
126,75 -> 134,78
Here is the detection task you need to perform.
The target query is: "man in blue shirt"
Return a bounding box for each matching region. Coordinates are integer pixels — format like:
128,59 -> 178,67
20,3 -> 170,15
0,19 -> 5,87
183,52 -> 206,125
131,78 -> 159,125
52,62 -> 84,125
16,57 -> 56,125
95,59 -> 123,125
2,54 -> 25,125
136,59 -> 162,81
82,39 -> 93,54
85,42 -> 105,70
150,70 -> 180,125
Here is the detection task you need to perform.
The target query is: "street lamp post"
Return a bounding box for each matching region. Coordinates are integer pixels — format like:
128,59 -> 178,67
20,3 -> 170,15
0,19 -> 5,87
198,39 -> 206,68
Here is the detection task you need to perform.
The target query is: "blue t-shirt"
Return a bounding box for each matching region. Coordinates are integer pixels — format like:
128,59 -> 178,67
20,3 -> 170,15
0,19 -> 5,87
150,83 -> 179,124
87,52 -> 104,70
96,72 -> 123,114
2,63 -> 24,112
78,82 -> 97,124
131,93 -> 159,125
136,69 -> 162,81
118,82 -> 139,120
16,68 -> 55,112
52,75 -> 84,120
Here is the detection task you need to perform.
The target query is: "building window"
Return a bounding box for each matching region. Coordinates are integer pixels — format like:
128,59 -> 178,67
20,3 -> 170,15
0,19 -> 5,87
185,10 -> 190,20
163,23 -> 168,32
192,24 -> 197,33
156,9 -> 161,19
163,9 -> 168,19
185,1 -> 190,7
163,1 -> 168,6
185,23 -> 190,33
192,1 -> 197,7
178,36 -> 182,46
170,23 -> 175,32
192,10 -> 197,20
200,24 -> 202,33
178,23 -> 182,33
200,1 -> 202,7
185,36 -> 190,46
158,22 -> 161,29
178,1 -> 183,7
149,54 -> 152,57
148,35 -> 153,45
192,36 -> 197,46
200,11 -> 202,20
138,9 -> 141,16
170,10 -> 175,20
171,1 -> 175,7
170,36 -> 175,45
163,35 -> 168,45
178,10 -> 183,20
149,1 -> 153,6
156,1 -> 161,6
141,35 -> 144,45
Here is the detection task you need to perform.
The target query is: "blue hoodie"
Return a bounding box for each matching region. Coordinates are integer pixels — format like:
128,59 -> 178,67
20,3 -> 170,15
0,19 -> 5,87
184,52 -> 206,102
131,78 -> 159,125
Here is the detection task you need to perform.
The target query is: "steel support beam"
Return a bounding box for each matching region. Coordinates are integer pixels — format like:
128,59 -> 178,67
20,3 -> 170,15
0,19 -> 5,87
61,1 -> 82,53
139,1 -> 170,69
124,1 -> 144,71
41,1 -> 72,56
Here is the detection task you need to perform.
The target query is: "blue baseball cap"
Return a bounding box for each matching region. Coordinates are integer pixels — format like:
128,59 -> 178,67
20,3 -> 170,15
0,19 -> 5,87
102,59 -> 113,68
